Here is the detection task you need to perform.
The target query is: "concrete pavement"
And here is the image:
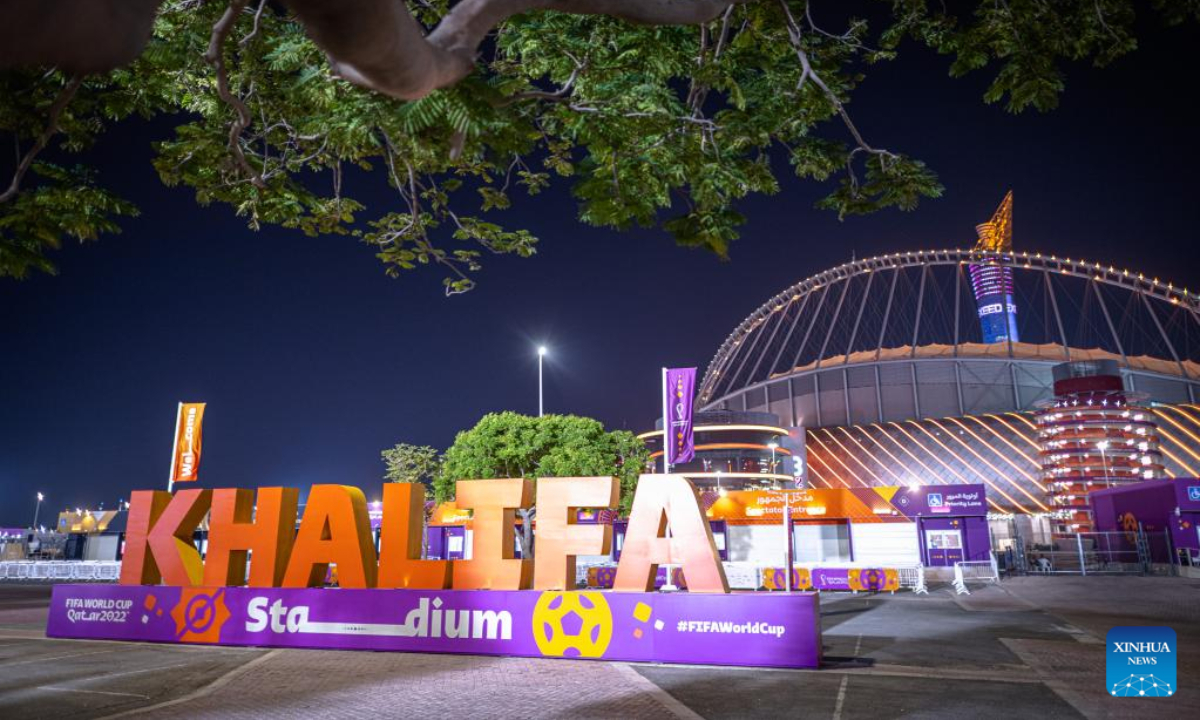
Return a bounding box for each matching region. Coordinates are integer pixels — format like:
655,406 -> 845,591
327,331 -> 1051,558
0,577 -> 1196,718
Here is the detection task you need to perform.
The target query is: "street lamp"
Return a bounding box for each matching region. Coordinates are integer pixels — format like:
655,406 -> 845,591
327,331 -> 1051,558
33,492 -> 44,530
767,442 -> 779,475
537,345 -> 548,417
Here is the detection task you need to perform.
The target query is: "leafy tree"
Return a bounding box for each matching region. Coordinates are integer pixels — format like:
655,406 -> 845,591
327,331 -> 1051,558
437,411 -> 649,555
381,442 -> 443,486
2,1 -> 1193,287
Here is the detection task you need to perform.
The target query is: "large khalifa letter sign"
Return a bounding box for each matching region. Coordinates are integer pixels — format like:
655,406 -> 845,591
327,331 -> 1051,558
46,475 -> 821,669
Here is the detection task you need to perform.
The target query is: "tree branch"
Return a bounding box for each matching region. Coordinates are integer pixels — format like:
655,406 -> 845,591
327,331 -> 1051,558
777,0 -> 896,192
240,0 -> 269,46
282,0 -> 752,100
205,0 -> 267,189
0,75 -> 83,204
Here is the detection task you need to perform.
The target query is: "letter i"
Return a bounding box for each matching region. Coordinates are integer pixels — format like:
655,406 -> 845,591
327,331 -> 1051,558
431,597 -> 442,638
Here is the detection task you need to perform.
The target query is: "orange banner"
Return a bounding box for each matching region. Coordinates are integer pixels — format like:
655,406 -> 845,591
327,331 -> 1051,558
169,402 -> 206,483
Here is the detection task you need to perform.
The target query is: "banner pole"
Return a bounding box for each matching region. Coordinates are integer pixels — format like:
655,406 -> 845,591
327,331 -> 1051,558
784,500 -> 794,593
660,367 -> 678,592
661,367 -> 670,474
167,401 -> 182,494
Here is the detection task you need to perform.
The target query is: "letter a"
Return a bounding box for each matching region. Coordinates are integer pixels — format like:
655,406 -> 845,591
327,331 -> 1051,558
612,474 -> 729,593
282,484 -> 377,588
119,489 -> 211,586
378,483 -> 451,589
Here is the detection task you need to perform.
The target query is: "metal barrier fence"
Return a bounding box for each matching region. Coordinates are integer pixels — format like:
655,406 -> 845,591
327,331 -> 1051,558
952,555 -> 999,595
0,561 -> 121,582
1027,532 -> 1144,575
577,561 -> 928,593
897,564 -> 928,594
4,559 -> 931,592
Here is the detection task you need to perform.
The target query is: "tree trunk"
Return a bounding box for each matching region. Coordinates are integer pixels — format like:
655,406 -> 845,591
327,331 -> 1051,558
517,507 -> 535,560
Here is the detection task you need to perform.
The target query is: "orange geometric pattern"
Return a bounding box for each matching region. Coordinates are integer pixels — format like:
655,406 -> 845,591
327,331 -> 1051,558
170,588 -> 231,644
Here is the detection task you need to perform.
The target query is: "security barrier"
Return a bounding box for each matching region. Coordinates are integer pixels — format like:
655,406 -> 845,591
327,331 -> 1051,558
4,558 -> 930,594
0,561 -> 121,582
952,554 -> 999,595
581,562 -> 928,594
896,564 -> 928,594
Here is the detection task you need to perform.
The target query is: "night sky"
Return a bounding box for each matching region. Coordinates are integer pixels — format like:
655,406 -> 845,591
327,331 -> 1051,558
3,17 -> 1198,526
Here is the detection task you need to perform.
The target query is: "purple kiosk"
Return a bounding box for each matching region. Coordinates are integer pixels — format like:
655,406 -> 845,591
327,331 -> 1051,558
1090,478 -> 1200,565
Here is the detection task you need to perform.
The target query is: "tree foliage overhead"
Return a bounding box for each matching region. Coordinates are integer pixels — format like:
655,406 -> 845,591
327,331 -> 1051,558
436,411 -> 648,512
1,0 -> 1193,288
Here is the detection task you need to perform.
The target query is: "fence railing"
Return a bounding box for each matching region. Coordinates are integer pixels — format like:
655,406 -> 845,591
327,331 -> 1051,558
0,561 -> 121,582
897,564 -> 928,594
952,554 -> 999,595
1027,532 -> 1144,575
576,561 -> 927,594
2,559 -> 932,593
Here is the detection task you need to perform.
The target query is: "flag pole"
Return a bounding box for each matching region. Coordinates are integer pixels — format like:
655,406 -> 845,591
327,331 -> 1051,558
167,402 -> 182,494
661,368 -> 671,474
660,367 -> 678,592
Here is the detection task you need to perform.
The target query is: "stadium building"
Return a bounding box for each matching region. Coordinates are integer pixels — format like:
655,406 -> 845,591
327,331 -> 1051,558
680,194 -> 1200,542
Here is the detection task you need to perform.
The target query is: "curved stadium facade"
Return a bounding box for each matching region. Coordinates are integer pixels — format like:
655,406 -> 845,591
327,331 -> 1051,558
694,195 -> 1200,521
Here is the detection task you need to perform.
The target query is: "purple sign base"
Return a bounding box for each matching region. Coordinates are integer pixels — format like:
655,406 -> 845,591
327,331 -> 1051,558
47,584 -> 822,669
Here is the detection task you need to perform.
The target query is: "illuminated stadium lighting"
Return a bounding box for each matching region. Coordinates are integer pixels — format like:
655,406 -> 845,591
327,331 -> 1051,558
904,420 -> 1034,513
834,426 -> 907,484
807,433 -> 869,487
695,193 -> 1200,521
816,429 -> 886,485
946,416 -> 1045,491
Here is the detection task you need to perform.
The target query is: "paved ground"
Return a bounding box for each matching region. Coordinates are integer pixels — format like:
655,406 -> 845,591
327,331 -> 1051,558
1,577 -> 1197,718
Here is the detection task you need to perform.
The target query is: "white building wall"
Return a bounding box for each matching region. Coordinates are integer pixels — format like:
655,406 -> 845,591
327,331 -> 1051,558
83,534 -> 120,561
727,524 -> 788,565
848,523 -> 919,565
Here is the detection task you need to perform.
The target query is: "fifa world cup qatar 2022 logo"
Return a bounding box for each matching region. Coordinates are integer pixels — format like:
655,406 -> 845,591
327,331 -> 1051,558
168,588 -> 232,643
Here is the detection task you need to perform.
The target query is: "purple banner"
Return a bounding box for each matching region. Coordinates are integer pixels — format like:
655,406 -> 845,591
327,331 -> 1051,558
47,584 -> 821,669
663,367 -> 696,465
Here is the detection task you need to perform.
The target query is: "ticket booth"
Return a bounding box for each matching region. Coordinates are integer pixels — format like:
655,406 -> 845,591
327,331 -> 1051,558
907,486 -> 991,567
701,484 -> 989,568
921,521 -> 966,566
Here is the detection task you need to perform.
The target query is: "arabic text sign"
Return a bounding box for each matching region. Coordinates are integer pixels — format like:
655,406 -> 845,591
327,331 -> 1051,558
892,484 -> 987,517
46,584 -> 821,669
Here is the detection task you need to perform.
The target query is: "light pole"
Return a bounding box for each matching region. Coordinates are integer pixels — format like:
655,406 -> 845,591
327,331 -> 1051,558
767,442 -> 779,475
32,492 -> 44,530
537,345 -> 547,417
1097,440 -> 1111,488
